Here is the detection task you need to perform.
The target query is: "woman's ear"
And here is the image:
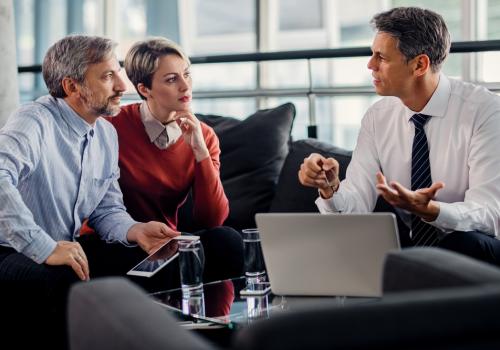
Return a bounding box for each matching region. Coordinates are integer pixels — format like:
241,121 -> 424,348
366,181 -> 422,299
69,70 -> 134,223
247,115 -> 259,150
413,54 -> 431,77
137,83 -> 150,99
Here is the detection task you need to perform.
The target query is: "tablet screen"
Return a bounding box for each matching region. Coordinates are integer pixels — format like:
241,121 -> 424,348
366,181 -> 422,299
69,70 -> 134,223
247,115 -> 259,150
127,236 -> 199,277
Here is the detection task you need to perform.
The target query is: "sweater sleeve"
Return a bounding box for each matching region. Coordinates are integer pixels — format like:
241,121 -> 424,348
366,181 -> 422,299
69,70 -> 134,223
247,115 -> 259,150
191,125 -> 229,228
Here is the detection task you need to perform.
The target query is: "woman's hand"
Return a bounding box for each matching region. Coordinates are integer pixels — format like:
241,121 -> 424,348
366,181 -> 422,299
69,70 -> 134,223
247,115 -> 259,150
175,111 -> 210,162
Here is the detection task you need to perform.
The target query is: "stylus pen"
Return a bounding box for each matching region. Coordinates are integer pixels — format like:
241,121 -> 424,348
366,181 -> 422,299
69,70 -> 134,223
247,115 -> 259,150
324,173 -> 332,187
324,172 -> 337,192
319,159 -> 336,191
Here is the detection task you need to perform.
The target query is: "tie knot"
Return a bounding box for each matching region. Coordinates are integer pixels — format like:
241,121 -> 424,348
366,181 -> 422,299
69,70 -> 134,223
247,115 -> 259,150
411,114 -> 431,130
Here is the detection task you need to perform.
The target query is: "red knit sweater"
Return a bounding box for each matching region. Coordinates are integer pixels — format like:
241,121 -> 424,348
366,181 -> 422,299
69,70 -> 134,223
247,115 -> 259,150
106,103 -> 229,230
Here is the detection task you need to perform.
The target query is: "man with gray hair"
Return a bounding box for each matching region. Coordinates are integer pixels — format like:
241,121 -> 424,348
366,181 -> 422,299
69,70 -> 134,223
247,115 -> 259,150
0,35 -> 180,347
299,7 -> 500,265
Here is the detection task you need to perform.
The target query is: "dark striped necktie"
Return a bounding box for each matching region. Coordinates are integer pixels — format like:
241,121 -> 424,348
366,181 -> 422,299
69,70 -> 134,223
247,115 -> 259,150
410,114 -> 440,246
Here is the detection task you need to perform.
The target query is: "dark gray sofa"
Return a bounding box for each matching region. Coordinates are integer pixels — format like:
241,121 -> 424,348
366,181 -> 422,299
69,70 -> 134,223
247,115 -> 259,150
180,102 -> 400,238
68,247 -> 500,350
178,103 -> 350,230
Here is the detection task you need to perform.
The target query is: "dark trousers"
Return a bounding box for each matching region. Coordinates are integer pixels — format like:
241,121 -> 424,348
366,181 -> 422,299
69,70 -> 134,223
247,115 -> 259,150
378,198 -> 500,267
437,231 -> 500,267
395,215 -> 500,267
0,226 -> 243,349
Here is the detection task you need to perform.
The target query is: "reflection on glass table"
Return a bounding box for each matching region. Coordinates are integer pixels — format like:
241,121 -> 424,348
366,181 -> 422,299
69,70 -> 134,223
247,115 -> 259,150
150,277 -> 377,329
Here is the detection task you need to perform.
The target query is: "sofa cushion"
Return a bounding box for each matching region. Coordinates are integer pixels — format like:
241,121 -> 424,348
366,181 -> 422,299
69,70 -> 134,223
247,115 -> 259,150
383,247 -> 500,294
269,138 -> 352,213
184,103 -> 296,230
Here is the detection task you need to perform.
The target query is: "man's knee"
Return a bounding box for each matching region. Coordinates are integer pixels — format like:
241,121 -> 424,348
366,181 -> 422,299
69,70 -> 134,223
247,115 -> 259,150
201,226 -> 243,252
438,231 -> 500,266
439,231 -> 481,250
199,226 -> 244,279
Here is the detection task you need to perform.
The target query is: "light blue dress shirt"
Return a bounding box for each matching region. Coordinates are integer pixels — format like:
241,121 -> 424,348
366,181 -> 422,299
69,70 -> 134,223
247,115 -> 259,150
0,95 -> 138,264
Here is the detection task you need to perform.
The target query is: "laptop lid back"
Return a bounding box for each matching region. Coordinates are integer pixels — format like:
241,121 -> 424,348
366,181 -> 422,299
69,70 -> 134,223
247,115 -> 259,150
255,213 -> 400,297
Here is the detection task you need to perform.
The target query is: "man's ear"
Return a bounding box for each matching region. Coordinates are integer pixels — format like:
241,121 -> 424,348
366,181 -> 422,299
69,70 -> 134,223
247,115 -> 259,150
61,77 -> 79,97
413,54 -> 431,77
137,83 -> 150,99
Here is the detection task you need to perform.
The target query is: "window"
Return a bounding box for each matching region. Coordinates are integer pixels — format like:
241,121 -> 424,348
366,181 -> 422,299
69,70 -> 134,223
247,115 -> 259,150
196,0 -> 255,36
114,0 -> 147,59
82,0 -> 104,34
14,0 -> 500,149
182,0 -> 256,55
279,0 -> 323,30
192,63 -> 256,91
477,0 -> 500,82
192,98 -> 257,120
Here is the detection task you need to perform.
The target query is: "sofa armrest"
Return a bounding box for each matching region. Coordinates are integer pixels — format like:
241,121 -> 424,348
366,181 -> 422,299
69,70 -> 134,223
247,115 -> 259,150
383,247 -> 500,293
234,284 -> 500,350
68,277 -> 214,350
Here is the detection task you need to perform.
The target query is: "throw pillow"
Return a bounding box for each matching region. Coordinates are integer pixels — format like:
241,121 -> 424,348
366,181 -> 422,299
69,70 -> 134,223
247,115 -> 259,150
179,103 -> 296,231
269,138 -> 352,213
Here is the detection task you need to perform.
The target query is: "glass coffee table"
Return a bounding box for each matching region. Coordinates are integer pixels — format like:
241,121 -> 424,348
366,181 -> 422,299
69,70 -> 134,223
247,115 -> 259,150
150,276 -> 377,330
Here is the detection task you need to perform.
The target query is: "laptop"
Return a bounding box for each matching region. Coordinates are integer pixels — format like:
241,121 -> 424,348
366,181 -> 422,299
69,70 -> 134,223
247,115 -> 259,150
255,213 -> 400,297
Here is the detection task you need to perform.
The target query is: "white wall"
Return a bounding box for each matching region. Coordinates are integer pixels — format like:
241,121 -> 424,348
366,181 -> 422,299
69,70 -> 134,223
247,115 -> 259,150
0,0 -> 19,126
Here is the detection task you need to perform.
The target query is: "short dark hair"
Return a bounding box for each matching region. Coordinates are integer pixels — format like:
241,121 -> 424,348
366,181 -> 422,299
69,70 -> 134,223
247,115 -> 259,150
370,7 -> 450,72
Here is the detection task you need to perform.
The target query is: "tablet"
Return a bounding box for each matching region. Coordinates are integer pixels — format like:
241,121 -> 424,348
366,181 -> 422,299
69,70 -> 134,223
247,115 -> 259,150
127,235 -> 200,277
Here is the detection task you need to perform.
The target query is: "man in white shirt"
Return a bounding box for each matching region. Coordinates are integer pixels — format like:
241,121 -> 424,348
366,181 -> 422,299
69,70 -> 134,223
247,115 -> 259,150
299,7 -> 500,265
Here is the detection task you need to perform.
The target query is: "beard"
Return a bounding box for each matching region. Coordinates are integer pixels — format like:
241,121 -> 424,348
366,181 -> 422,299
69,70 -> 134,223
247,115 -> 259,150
80,85 -> 122,117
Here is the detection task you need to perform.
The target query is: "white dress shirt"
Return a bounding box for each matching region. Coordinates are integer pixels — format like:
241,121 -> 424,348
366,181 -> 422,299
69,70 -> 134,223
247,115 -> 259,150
316,74 -> 500,237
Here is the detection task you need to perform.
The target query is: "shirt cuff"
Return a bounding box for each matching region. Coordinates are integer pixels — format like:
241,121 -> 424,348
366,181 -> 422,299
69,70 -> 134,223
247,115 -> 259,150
21,232 -> 57,264
315,193 -> 343,213
424,201 -> 454,233
100,217 -> 139,246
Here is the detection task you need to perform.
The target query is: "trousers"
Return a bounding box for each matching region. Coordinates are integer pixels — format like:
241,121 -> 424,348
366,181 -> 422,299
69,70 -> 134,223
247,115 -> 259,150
0,226 -> 243,349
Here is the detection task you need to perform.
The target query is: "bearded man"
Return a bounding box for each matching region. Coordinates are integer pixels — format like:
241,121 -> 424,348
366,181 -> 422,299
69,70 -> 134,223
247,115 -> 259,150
0,35 -> 180,348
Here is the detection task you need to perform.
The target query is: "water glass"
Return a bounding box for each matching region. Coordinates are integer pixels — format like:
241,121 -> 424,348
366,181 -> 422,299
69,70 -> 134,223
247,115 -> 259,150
178,239 -> 205,295
246,294 -> 270,322
182,288 -> 206,317
242,228 -> 266,284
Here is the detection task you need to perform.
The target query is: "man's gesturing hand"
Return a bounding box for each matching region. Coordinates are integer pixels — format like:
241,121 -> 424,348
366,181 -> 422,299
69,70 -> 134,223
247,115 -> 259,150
298,153 -> 340,199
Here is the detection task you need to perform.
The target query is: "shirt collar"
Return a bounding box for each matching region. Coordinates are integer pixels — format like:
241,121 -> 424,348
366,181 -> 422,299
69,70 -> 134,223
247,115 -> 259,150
404,72 -> 451,121
140,102 -> 181,143
56,97 -> 94,138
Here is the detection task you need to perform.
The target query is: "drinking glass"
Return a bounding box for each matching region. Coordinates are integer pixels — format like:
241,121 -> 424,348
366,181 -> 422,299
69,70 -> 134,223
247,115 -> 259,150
178,239 -> 204,296
181,287 -> 206,317
246,294 -> 270,322
242,228 -> 266,286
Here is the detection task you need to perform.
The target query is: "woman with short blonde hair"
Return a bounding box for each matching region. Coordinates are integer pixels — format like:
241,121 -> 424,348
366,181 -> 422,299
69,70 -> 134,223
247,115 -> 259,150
108,37 -> 243,282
